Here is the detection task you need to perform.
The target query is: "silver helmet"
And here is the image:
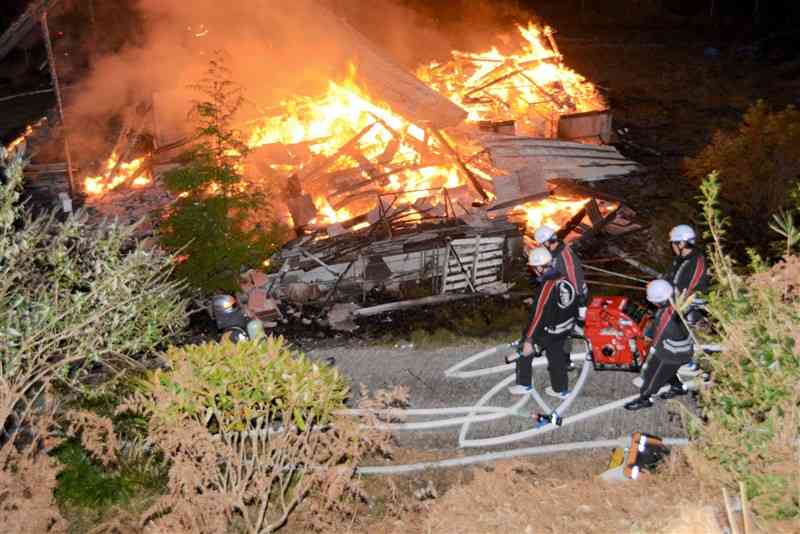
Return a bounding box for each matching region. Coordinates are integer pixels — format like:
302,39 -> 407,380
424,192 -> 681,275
212,294 -> 237,317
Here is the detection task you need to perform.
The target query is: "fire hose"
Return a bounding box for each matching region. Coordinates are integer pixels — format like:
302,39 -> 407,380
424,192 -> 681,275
583,264 -> 649,284
356,437 -> 690,475
343,342 -> 683,453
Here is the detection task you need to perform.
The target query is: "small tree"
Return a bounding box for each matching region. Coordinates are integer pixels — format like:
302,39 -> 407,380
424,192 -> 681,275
160,53 -> 285,293
686,101 -> 800,255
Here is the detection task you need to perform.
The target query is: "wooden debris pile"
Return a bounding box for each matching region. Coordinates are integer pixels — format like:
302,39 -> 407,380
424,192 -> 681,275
417,23 -> 607,140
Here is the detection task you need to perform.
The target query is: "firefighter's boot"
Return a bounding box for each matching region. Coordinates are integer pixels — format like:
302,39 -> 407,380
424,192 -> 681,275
659,384 -> 687,400
624,396 -> 653,411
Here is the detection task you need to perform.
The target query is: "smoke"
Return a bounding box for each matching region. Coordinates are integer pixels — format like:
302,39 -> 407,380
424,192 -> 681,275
64,0 -> 535,158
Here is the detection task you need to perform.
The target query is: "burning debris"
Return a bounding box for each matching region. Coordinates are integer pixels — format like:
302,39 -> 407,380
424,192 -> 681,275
12,14 -> 643,325
418,22 -> 606,137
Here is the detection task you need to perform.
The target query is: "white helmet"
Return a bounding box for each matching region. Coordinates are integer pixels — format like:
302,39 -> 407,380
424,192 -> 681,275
646,279 -> 674,305
212,294 -> 236,316
669,224 -> 696,243
528,247 -> 553,267
534,225 -> 557,244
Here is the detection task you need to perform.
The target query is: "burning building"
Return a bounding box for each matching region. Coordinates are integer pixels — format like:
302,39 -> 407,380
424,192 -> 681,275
11,2 -> 642,313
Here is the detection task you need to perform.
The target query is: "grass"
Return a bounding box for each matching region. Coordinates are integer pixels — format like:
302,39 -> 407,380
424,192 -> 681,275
53,439 -> 167,522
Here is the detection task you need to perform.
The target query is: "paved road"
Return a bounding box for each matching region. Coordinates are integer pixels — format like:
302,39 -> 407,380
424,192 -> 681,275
310,341 -> 691,452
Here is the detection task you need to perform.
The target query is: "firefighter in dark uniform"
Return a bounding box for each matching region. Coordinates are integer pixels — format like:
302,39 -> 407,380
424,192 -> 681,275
509,247 -> 578,399
663,224 -> 711,391
624,280 -> 694,410
534,225 -> 588,320
667,224 -> 710,324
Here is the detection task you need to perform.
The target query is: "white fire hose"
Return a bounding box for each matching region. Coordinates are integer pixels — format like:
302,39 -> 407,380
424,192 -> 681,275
344,340 -> 689,474
357,437 -> 690,475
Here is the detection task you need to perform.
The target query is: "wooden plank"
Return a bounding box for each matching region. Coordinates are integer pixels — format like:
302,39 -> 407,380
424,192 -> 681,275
447,262 -> 502,276
450,250 -> 503,263
446,253 -> 504,265
586,198 -> 604,226
445,273 -> 502,287
451,236 -> 505,246
433,130 -> 490,201
352,293 -> 481,317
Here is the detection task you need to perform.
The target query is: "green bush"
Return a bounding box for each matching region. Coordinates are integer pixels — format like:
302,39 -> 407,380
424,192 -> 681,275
0,129 -> 187,531
0,138 -> 187,439
123,337 -> 389,533
686,101 -> 800,254
687,174 -> 800,520
139,336 -> 349,432
159,54 -> 286,293
53,440 -> 166,510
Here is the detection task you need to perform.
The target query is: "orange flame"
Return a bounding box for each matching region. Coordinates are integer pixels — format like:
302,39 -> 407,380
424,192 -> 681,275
247,65 -> 466,226
84,152 -> 150,196
5,126 -> 33,154
513,197 -> 591,234
81,23 -> 603,235
417,22 -> 605,133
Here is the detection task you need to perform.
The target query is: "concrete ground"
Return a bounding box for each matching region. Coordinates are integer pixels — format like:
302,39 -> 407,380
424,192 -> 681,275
310,341 -> 692,453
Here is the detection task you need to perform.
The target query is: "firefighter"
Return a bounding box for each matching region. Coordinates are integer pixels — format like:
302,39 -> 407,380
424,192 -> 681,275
624,280 -> 693,410
534,225 -> 588,319
509,247 -> 578,398
667,224 -> 710,325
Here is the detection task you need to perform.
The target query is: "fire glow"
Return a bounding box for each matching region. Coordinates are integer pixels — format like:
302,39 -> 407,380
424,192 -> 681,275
417,22 -> 605,135
5,126 -> 33,154
84,152 -> 150,196
81,22 -> 604,234
246,67 -> 464,226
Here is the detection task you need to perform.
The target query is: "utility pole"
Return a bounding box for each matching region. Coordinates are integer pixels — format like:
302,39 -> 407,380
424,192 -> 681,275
41,5 -> 77,199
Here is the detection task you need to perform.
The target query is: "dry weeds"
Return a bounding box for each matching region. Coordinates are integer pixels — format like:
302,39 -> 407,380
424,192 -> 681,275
322,450 -> 748,534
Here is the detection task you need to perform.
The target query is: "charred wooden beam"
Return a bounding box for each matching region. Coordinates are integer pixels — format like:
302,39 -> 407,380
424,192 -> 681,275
486,191 -> 550,212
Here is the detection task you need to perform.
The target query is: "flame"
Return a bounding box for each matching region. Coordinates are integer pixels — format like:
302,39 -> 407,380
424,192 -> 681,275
513,197 -> 591,234
247,65 -> 466,226
84,152 -> 150,196
5,126 -> 33,154
314,198 -> 352,225
80,23 -> 605,236
417,22 -> 605,133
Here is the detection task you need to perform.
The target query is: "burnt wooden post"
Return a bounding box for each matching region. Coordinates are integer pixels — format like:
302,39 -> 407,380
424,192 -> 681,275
41,7 -> 77,198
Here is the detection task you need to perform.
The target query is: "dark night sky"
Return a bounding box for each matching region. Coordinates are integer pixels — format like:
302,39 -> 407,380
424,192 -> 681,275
2,1 -> 800,34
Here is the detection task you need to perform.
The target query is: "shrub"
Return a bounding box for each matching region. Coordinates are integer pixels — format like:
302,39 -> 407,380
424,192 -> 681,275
139,336 -> 349,431
122,336 -> 390,533
159,53 -> 286,293
0,126 -> 187,531
686,173 -> 800,520
685,101 -> 800,253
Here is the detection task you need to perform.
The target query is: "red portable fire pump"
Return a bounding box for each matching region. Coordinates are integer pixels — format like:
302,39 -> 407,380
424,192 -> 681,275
583,296 -> 653,371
